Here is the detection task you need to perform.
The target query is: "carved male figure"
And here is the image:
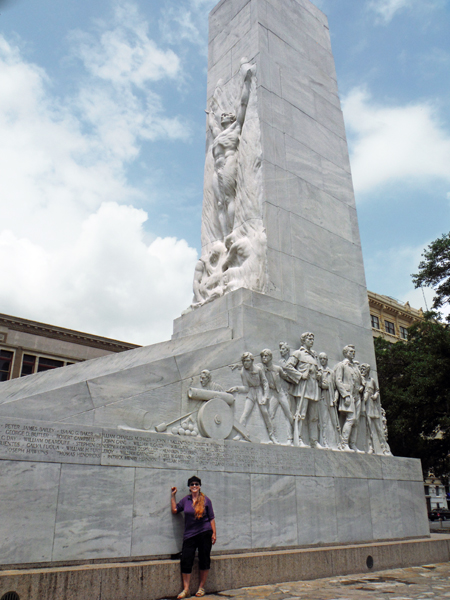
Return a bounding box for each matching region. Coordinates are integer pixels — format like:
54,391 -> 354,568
283,332 -> 324,448
360,364 -> 391,455
260,349 -> 294,445
318,352 -> 341,449
199,369 -> 224,393
228,352 -> 278,444
206,60 -> 255,238
334,345 -> 364,452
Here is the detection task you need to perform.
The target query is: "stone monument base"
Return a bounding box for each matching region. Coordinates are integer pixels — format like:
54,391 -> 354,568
0,536 -> 447,600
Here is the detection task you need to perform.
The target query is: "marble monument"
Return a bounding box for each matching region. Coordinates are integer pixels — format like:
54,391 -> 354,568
0,0 -> 428,568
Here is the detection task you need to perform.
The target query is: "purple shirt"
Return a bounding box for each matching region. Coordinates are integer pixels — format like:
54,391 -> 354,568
176,495 -> 215,540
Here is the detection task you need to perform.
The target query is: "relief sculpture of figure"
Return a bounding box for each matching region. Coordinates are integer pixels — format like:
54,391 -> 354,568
360,364 -> 392,455
283,332 -> 324,449
318,352 -> 342,449
192,241 -> 227,308
206,60 -> 255,239
334,345 -> 364,453
260,349 -> 294,445
227,352 -> 278,444
278,341 -> 295,404
199,369 -> 224,393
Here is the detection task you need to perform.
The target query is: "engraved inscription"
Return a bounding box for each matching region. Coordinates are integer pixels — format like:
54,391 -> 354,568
0,420 -> 102,464
101,432 -> 225,469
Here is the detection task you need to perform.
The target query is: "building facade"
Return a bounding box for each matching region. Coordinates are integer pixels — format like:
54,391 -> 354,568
424,477 -> 449,512
0,313 -> 140,382
368,290 -> 424,342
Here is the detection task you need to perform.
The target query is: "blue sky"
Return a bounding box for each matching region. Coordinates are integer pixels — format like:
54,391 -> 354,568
0,0 -> 449,344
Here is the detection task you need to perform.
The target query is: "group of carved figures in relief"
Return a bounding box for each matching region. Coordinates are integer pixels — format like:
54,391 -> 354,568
191,59 -> 267,309
155,332 -> 391,456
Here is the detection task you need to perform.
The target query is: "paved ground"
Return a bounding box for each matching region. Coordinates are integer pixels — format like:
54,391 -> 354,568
193,562 -> 450,600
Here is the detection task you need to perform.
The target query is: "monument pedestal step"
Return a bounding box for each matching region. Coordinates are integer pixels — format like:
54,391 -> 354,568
0,535 -> 448,600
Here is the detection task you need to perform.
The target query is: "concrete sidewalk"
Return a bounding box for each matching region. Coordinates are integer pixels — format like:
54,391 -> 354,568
192,562 -> 450,600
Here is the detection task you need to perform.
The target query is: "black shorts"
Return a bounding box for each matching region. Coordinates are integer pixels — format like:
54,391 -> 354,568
180,530 -> 213,574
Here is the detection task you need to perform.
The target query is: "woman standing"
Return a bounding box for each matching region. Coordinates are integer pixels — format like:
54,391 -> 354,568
171,476 -> 216,598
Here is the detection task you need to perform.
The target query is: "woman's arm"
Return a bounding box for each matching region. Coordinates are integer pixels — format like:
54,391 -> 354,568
171,486 -> 178,514
210,518 -> 216,544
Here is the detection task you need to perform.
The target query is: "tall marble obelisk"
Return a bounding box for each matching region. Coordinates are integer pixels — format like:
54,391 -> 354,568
174,0 -> 375,373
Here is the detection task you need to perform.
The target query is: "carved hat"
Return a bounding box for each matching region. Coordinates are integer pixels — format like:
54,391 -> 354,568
187,475 -> 202,487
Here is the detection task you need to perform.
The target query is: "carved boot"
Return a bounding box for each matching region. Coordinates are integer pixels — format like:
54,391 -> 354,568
297,420 -> 310,448
340,422 -> 352,452
310,439 -> 325,449
269,431 -> 280,445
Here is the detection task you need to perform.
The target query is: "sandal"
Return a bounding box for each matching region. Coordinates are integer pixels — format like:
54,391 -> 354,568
195,589 -> 206,597
177,591 -> 191,599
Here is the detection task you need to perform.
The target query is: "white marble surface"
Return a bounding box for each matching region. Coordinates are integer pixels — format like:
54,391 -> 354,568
131,468 -> 187,557
381,455 -> 423,482
0,382 -> 94,423
251,474 -> 298,548
314,451 -> 383,480
199,470 -> 252,550
397,480 -> 430,538
368,479 -> 403,541
0,460 -> 60,564
334,477 -> 373,544
53,464 -> 135,561
296,476 -> 338,545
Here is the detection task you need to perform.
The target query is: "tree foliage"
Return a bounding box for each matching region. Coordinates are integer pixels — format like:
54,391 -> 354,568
375,316 -> 450,478
412,232 -> 450,319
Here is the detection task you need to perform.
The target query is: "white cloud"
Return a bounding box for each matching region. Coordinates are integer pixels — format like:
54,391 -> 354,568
368,0 -> 412,22
342,88 -> 450,195
0,5 -> 198,344
0,203 -> 197,344
368,0 -> 445,23
160,0 -> 217,49
72,3 -> 180,87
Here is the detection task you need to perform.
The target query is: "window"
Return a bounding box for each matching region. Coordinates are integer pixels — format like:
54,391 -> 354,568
21,354 -> 36,377
425,485 -> 430,495
20,354 -> 71,377
0,350 -> 14,381
384,320 -> 395,335
371,315 -> 380,329
37,357 -> 64,372
436,486 -> 440,496
399,326 -> 408,340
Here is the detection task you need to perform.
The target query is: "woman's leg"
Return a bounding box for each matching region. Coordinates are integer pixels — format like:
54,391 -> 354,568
181,572 -> 191,592
179,536 -> 197,595
196,531 -> 213,594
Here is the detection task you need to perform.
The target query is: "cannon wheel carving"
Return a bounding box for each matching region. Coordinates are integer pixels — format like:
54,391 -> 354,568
197,398 -> 234,439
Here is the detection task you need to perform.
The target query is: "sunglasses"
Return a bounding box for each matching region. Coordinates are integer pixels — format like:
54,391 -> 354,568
189,483 -> 200,487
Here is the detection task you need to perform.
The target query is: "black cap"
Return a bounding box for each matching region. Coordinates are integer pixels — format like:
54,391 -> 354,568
187,475 -> 202,487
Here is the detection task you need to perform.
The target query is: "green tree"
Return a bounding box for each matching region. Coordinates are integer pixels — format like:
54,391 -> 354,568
412,232 -> 450,320
375,317 -> 450,478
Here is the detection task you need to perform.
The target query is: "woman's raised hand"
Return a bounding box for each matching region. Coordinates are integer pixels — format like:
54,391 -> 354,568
171,486 -> 177,495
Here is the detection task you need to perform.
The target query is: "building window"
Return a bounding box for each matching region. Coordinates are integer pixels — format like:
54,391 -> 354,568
0,350 -> 14,381
20,354 -> 70,377
399,326 -> 408,340
384,320 -> 395,335
425,485 -> 430,495
371,315 -> 380,329
436,486 -> 440,496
